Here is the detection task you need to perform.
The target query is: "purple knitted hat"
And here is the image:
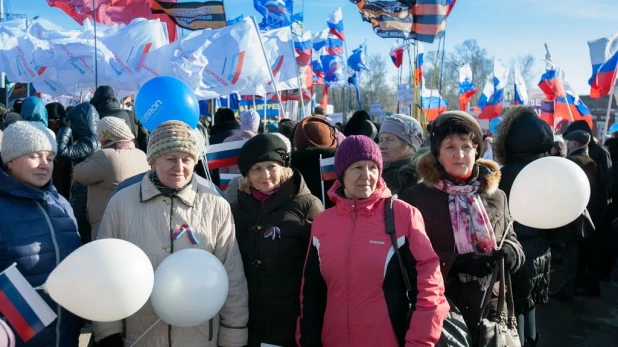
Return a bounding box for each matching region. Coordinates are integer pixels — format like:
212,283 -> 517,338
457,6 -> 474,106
334,135 -> 383,181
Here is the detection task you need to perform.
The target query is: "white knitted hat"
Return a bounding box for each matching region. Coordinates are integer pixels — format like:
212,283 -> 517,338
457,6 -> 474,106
1,121 -> 57,164
240,110 -> 260,133
96,116 -> 135,142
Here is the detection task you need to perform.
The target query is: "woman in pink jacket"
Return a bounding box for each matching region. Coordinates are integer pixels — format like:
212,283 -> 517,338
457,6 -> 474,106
297,135 -> 449,347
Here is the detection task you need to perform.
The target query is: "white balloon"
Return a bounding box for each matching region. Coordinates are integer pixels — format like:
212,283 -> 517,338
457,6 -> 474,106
44,239 -> 154,322
509,156 -> 590,229
151,249 -> 229,328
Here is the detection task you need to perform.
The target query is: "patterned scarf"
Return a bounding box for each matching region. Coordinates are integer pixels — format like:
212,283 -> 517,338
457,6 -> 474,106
434,177 -> 497,290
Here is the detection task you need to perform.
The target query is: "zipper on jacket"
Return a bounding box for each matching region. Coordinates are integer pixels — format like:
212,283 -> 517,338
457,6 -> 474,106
35,200 -> 62,347
346,202 -> 357,347
208,319 -> 213,341
167,198 -> 175,347
252,206 -> 263,340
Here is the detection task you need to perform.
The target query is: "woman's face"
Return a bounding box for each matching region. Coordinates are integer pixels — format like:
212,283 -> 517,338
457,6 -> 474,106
343,160 -> 379,200
438,134 -> 477,178
379,133 -> 412,163
153,152 -> 195,189
248,161 -> 282,193
7,151 -> 54,188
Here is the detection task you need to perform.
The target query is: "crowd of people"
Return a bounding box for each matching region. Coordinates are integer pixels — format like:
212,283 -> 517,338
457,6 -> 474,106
0,85 -> 617,347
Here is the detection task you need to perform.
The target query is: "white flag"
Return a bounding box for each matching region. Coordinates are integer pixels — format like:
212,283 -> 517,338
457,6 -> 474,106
253,27 -> 299,94
172,17 -> 272,99
513,66 -> 529,105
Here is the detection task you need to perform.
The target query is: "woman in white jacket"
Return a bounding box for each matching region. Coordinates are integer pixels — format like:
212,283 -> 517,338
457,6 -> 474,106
93,120 -> 249,347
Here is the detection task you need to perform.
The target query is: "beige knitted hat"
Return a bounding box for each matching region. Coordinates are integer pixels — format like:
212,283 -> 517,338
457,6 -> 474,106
96,117 -> 135,143
146,120 -> 199,164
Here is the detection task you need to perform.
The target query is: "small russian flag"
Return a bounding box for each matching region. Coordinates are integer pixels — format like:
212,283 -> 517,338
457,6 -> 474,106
220,174 -> 241,190
320,156 -> 336,181
0,264 -> 57,342
205,140 -> 247,170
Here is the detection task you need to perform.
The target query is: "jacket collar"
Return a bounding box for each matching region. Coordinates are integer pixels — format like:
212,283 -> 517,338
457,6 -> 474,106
140,171 -> 197,207
568,146 -> 589,157
238,169 -> 309,216
0,165 -> 59,201
416,152 -> 501,195
328,178 -> 392,217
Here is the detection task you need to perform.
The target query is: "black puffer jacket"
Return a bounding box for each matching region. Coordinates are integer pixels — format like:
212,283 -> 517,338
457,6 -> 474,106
493,106 -> 553,313
291,146 -> 337,209
90,86 -> 148,152
57,103 -> 100,244
230,170 -> 323,347
382,147 -> 427,195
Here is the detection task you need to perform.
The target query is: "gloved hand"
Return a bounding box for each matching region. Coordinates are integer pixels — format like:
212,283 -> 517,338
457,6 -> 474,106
59,116 -> 71,129
452,252 -> 496,278
97,334 -> 123,347
493,245 -> 518,272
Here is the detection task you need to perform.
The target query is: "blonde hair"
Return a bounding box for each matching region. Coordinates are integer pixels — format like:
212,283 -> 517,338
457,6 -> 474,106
238,165 -> 294,194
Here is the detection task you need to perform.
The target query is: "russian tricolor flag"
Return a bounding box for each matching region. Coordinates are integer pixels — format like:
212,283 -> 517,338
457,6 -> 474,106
538,46 -> 566,101
0,264 -> 56,342
478,61 -> 509,120
219,174 -> 241,190
294,31 -> 313,66
327,7 -> 345,40
514,67 -> 528,105
390,42 -> 405,68
587,33 -> 618,98
320,156 -> 336,181
555,74 -> 594,129
415,43 -> 424,85
458,63 -> 477,110
205,140 -> 247,170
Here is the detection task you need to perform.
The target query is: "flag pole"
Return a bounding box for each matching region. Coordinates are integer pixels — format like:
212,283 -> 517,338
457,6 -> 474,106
92,0 -> 99,89
253,18 -> 285,118
603,67 -> 618,137
289,28 -> 306,120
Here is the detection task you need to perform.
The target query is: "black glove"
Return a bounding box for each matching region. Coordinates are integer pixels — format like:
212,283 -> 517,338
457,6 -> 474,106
452,252 -> 496,278
59,116 -> 71,129
493,245 -> 518,272
97,334 -> 123,347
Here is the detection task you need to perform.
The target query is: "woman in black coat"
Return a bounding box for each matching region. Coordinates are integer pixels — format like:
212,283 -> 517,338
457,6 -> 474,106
228,134 -> 323,347
56,103 -> 100,244
493,106 -> 554,346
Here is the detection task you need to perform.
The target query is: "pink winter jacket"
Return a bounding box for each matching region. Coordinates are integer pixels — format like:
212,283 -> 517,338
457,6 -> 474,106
296,179 -> 449,347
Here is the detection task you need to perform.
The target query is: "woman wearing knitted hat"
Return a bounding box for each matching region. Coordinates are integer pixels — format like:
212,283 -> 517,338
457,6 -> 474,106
379,114 -> 427,194
400,111 -> 524,336
230,134 -> 323,347
298,135 -> 449,347
0,121 -> 82,346
73,117 -> 150,237
93,120 -> 249,347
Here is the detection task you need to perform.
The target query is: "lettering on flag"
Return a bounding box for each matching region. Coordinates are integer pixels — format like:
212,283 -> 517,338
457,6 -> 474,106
151,1 -> 228,30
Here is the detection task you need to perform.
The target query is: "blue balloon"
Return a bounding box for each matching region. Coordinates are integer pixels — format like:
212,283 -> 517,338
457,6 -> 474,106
135,76 -> 199,132
489,117 -> 502,135
609,123 -> 618,135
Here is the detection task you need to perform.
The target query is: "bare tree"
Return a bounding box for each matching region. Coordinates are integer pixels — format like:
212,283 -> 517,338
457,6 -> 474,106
358,53 -> 396,113
511,54 -> 537,88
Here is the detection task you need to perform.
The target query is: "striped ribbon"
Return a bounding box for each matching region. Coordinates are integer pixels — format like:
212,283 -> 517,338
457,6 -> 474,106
171,223 -> 199,245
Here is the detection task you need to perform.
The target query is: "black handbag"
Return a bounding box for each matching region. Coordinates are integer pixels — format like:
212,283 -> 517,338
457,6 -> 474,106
384,196 -> 471,347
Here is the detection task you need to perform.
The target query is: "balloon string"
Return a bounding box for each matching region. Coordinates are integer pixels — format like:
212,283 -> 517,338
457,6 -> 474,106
129,318 -> 162,347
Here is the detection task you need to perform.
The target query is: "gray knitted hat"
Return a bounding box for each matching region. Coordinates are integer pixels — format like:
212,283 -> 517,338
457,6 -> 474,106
1,121 -> 57,164
146,120 -> 199,164
379,114 -> 424,151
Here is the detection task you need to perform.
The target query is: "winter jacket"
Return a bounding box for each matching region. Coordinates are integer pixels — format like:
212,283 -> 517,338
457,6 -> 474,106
564,121 -> 612,213
290,147 -> 337,209
493,109 -> 555,313
111,173 -> 223,199
220,131 -> 255,175
93,173 -> 249,347
56,103 -> 100,244
297,178 -> 449,347
400,154 -> 524,330
230,170 -> 323,347
0,166 -> 82,347
381,147 -> 427,195
73,146 -> 150,237
568,146 -> 601,222
90,86 -> 148,152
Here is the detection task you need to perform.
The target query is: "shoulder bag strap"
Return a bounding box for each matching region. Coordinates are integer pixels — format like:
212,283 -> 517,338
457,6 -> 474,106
384,195 -> 413,300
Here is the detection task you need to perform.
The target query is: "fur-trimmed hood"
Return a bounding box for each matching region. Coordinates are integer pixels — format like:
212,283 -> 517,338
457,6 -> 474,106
493,106 -> 553,165
417,152 -> 501,195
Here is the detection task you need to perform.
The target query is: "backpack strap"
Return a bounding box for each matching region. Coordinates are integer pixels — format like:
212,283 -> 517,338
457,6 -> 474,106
384,195 -> 413,301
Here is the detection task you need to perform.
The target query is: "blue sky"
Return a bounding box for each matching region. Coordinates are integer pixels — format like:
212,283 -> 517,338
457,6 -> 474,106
11,0 -> 618,95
